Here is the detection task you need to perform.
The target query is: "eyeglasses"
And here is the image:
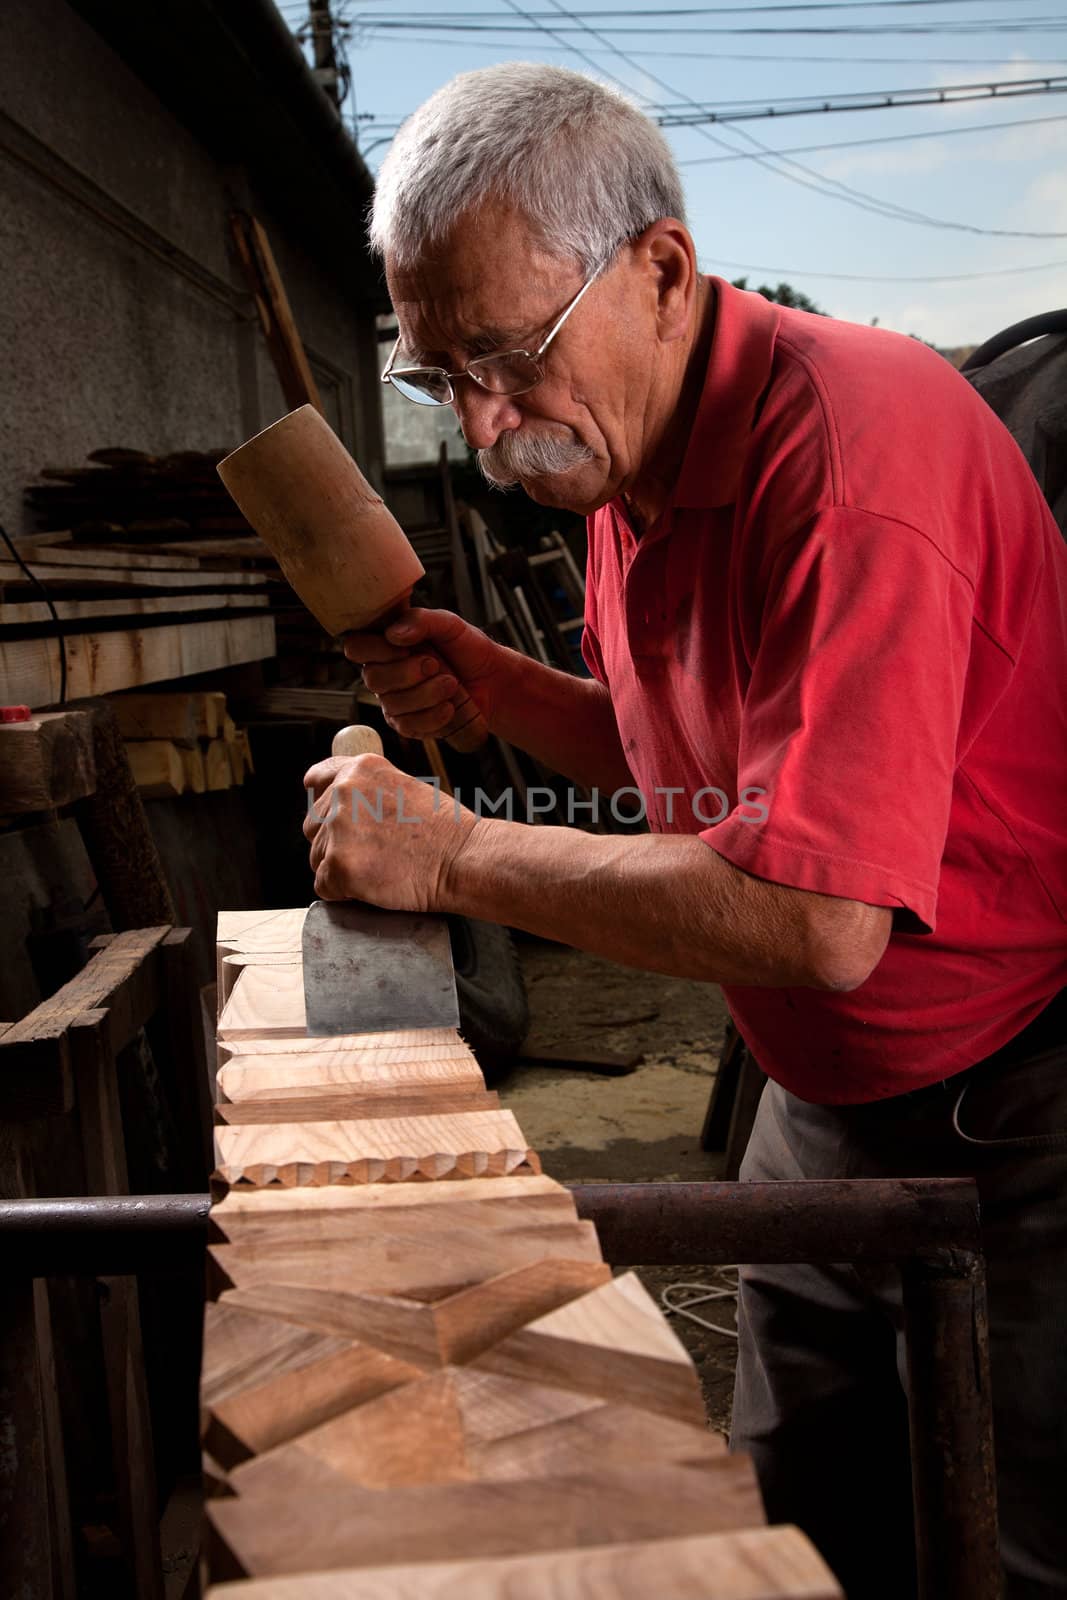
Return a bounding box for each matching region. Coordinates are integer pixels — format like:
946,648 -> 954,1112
380,264 -> 606,407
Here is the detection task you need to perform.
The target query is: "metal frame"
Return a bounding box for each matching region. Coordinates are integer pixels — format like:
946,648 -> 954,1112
0,1176 -> 1000,1600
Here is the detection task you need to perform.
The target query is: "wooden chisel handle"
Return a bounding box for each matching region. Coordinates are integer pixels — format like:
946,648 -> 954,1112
332,725 -> 384,760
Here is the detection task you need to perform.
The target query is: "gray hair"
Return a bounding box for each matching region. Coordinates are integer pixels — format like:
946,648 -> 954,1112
370,62 -> 686,273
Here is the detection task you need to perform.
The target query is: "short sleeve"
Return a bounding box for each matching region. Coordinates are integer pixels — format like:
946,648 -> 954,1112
704,507 -> 972,932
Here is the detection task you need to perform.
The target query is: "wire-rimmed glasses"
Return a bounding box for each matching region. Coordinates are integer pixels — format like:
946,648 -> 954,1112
380,264 -> 606,407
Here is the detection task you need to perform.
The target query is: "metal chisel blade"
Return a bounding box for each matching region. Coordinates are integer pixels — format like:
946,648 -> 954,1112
302,900 -> 461,1037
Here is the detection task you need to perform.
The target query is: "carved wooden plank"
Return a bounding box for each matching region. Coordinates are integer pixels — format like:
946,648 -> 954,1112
215,1088 -> 500,1125
200,910 -> 840,1597
206,1461 -> 767,1579
216,1054 -> 485,1104
213,1111 -> 539,1188
203,1526 -> 841,1599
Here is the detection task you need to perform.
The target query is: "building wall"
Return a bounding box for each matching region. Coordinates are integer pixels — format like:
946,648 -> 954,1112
0,0 -> 383,535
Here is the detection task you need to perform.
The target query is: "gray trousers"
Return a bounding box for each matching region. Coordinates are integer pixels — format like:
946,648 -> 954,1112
731,996 -> 1067,1600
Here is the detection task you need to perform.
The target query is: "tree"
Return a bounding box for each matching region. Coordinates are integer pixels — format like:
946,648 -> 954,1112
731,277 -> 828,316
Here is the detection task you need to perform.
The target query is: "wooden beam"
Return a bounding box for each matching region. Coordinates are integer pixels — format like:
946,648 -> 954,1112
0,710 -> 95,813
0,615 -> 276,707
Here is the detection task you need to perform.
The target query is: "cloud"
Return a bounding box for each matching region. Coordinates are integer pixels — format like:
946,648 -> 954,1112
818,113 -> 1067,182
829,271 -> 1065,350
1019,167 -> 1067,232
820,141 -> 955,180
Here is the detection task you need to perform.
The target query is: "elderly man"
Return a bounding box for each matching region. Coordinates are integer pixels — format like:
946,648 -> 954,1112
304,64 -> 1067,1599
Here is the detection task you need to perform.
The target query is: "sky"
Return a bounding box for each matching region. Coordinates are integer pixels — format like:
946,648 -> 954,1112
277,0 -> 1067,347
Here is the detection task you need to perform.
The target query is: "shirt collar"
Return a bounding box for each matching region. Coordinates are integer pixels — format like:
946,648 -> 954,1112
674,277 -> 782,510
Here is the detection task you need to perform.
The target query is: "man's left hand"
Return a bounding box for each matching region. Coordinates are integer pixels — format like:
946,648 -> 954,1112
302,752 -> 475,909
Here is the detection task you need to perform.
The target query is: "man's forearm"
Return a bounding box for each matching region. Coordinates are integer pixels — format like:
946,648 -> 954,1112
442,814 -> 844,988
489,648 -> 634,793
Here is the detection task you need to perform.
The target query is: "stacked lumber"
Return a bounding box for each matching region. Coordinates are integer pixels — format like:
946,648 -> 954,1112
14,443 -> 367,697
201,909 -> 841,1598
113,691 -> 254,798
24,446 -> 254,539
0,533 -> 276,707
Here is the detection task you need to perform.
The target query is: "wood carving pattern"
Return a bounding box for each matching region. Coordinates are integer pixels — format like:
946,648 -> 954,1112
201,912 -> 841,1597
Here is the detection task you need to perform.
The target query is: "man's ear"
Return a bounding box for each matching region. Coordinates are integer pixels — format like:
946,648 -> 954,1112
635,220 -> 698,344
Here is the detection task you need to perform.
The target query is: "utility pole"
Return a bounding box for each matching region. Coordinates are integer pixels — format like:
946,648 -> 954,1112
308,0 -> 341,110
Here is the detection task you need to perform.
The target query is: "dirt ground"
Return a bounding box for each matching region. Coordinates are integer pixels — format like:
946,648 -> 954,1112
494,936 -> 741,1435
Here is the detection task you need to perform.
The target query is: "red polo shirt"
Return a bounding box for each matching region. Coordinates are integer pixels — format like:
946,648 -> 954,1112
583,278 -> 1067,1103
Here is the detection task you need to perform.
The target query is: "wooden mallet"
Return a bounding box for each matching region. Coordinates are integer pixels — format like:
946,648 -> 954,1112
217,405 -> 488,752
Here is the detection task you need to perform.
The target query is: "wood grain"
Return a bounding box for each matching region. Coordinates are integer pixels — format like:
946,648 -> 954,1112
0,615 -> 275,708
202,1526 -> 841,1598
199,908 -> 840,1597
213,1110 -> 539,1188
206,1460 -> 767,1579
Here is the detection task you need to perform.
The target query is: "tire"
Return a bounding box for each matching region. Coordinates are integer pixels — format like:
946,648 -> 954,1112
446,915 -> 529,1078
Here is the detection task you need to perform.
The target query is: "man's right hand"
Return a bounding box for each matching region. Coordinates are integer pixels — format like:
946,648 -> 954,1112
343,607 -> 504,741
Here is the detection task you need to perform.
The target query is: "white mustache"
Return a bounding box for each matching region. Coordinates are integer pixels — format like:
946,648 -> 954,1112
477,429 -> 594,489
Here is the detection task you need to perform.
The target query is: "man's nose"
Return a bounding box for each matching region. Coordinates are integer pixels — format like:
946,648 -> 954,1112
451,381 -> 523,451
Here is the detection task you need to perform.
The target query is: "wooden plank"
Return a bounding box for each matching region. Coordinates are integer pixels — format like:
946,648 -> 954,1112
229,212 -> 324,417
473,1272 -> 707,1425
249,687 -> 374,721
0,709 -> 95,812
215,1088 -> 501,1124
113,691 -> 227,742
218,1259 -> 607,1367
208,1189 -> 581,1250
208,1174 -> 569,1226
216,1052 -> 485,1103
212,1109 -> 540,1187
0,1279 -> 62,1596
72,1010 -> 164,1599
181,745 -> 207,793
205,1460 -> 766,1579
0,926 -> 170,1051
126,740 -> 186,798
0,592 -> 269,625
219,1028 -> 465,1055
0,615 -> 276,708
202,1526 -> 841,1599
205,738 -> 237,791
216,908 -> 306,948
0,559 -> 265,587
12,539 -> 202,571
216,964 -> 305,1038
229,1366 -> 723,1498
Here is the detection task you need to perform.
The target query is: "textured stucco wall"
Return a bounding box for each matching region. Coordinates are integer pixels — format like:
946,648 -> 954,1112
0,0 -> 382,535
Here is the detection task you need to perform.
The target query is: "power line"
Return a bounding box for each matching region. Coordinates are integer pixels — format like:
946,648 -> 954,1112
703,254 -> 1067,282
676,110 -> 1067,164
284,0 -> 1057,9
346,33 -> 1067,66
353,14 -> 1067,34
653,76 -> 1067,124
516,0 -> 1067,250
313,2 -> 1067,246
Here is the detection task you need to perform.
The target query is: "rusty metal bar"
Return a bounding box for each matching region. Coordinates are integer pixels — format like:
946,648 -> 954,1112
0,1194 -> 210,1277
902,1254 -> 1001,1599
568,1176 -> 982,1264
569,1178 -> 999,1600
0,1179 -> 999,1600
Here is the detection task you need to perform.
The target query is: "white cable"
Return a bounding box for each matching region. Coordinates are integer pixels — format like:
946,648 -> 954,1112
660,1268 -> 740,1340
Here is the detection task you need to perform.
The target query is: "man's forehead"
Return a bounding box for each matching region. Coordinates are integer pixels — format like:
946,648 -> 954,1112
390,279 -> 560,359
